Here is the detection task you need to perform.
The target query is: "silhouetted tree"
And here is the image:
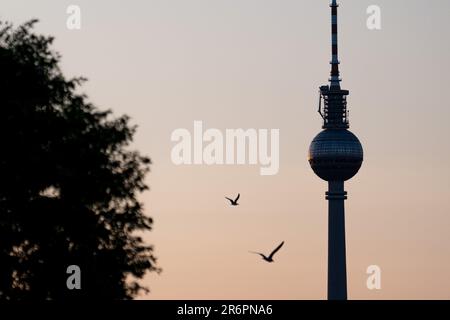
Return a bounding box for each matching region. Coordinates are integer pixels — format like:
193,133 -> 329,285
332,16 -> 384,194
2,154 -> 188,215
0,20 -> 159,300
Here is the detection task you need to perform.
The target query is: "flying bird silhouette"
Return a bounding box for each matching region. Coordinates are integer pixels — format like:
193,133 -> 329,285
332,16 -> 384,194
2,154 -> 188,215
225,193 -> 240,206
250,241 -> 285,263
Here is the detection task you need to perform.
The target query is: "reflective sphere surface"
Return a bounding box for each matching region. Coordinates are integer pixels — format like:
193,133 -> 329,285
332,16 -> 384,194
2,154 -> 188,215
308,129 -> 363,181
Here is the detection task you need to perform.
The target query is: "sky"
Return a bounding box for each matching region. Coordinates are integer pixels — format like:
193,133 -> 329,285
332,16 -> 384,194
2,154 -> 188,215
2,0 -> 450,299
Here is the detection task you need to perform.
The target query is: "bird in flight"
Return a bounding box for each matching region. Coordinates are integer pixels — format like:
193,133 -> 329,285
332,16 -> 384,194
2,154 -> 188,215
225,193 -> 240,206
250,241 -> 285,263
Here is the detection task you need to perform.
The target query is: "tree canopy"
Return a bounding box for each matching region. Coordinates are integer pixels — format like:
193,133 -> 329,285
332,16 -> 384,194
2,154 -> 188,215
0,20 -> 159,300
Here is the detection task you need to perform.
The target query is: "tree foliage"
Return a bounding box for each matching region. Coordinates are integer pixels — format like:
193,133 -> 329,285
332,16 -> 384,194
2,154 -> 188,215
0,20 -> 159,300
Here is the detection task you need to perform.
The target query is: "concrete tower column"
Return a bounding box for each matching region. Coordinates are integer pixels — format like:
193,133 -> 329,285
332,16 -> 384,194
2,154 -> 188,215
326,180 -> 348,300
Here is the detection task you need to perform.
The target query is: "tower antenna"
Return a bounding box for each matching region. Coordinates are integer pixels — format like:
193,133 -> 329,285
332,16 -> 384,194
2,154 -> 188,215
318,0 -> 349,129
330,0 -> 341,88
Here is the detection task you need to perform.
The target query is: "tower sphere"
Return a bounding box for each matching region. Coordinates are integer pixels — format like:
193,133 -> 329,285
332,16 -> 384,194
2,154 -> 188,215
308,129 -> 363,181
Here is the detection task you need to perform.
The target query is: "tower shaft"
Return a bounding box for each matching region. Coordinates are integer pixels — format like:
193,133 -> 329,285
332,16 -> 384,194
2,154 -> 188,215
326,181 -> 348,300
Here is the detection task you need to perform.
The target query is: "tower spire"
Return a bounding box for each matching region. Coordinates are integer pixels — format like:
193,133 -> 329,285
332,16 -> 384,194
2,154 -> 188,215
330,0 -> 340,88
318,0 -> 349,129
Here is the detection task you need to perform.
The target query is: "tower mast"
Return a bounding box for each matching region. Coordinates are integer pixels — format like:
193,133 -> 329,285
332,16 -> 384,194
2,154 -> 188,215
319,0 -> 349,130
308,0 -> 364,301
330,0 -> 341,89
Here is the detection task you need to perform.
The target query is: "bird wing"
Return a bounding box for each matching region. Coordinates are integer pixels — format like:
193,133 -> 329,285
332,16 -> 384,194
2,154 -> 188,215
225,197 -> 233,203
235,193 -> 240,202
249,251 -> 266,259
268,241 -> 285,259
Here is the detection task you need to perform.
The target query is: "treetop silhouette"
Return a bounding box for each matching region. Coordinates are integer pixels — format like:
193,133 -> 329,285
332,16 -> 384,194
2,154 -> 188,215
0,20 -> 159,300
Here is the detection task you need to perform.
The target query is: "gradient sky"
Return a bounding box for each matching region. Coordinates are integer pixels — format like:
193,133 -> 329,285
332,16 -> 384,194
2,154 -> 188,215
3,0 -> 450,299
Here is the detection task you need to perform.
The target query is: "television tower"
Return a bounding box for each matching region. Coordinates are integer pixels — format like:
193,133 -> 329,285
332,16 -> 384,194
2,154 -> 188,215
308,0 -> 363,300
